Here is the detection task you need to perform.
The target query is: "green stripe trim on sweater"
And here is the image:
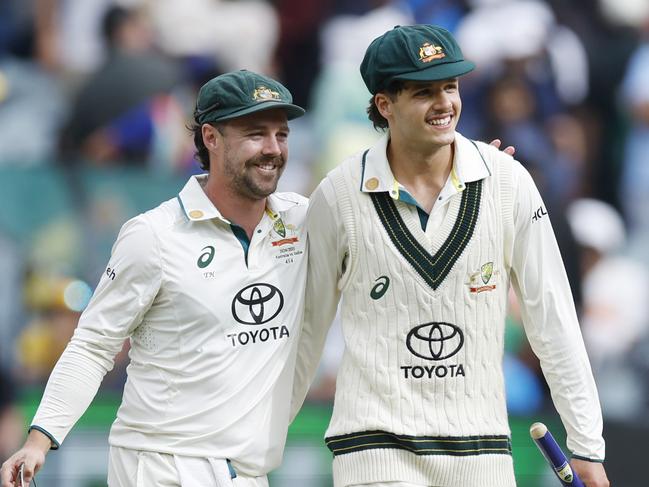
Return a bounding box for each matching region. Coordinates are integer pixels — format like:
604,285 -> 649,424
370,179 -> 482,290
326,430 -> 511,457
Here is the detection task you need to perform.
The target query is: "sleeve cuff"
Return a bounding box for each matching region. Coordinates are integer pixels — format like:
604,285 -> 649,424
571,454 -> 604,463
28,425 -> 61,450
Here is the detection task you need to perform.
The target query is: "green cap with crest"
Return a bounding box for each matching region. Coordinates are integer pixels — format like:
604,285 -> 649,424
360,24 -> 475,94
195,70 -> 305,124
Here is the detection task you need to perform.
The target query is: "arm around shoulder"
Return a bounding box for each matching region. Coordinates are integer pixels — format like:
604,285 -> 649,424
290,179 -> 346,420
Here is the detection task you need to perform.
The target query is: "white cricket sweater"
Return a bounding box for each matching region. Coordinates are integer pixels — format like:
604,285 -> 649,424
292,133 -> 605,487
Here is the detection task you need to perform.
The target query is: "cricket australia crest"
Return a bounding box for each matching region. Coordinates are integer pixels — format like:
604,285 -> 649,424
467,261 -> 498,293
253,86 -> 281,102
419,43 -> 445,63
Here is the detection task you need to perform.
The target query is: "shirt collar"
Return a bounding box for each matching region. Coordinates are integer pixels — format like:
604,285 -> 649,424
360,131 -> 491,196
453,132 -> 492,184
177,174 -> 299,222
177,174 -> 221,221
265,193 -> 301,220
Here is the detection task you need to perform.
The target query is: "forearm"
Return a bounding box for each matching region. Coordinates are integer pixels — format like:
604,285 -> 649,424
23,429 -> 53,455
31,336 -> 119,447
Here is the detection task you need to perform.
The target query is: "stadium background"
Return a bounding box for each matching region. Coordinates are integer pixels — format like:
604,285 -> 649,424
1,0 -> 648,485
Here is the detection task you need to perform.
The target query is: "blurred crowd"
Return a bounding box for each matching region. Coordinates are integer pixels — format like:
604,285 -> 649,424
2,0 -> 649,461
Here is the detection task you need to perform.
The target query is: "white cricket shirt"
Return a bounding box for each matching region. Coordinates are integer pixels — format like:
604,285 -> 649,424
31,174 -> 308,476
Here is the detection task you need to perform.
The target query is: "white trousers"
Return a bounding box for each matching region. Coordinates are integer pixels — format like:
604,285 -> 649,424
107,446 -> 269,487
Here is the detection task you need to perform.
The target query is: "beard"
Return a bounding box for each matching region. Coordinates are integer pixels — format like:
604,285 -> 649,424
227,153 -> 286,201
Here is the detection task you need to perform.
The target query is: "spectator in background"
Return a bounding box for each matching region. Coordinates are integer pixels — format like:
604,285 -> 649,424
0,1 -> 67,166
309,0 -> 413,180
457,0 -> 589,110
456,0 -> 591,206
403,0 -> 468,31
273,0 -> 333,110
59,4 -> 185,169
145,0 -> 279,75
548,0 -> 640,208
16,274 -> 107,386
566,198 -> 649,420
618,9 -> 649,257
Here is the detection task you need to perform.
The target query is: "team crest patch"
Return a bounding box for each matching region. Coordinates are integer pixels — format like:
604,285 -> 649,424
481,262 -> 493,284
419,43 -> 445,63
467,262 -> 498,293
273,218 -> 286,238
253,86 -> 281,102
271,219 -> 299,247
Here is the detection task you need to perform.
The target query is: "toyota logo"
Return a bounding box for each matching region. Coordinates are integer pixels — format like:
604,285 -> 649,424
232,283 -> 284,325
406,322 -> 464,361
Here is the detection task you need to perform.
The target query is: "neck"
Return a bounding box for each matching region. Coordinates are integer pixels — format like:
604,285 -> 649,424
386,135 -> 454,212
204,176 -> 266,239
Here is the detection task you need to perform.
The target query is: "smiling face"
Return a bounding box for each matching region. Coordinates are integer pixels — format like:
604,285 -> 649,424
377,78 -> 461,152
204,109 -> 289,201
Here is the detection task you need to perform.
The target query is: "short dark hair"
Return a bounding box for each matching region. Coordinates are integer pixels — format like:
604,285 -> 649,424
366,80 -> 405,130
188,120 -> 224,171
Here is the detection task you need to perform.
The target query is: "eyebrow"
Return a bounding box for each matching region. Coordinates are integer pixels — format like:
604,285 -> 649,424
408,78 -> 459,89
240,123 -> 290,132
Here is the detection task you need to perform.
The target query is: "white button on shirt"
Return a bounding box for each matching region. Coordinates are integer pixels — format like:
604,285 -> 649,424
31,174 -> 308,477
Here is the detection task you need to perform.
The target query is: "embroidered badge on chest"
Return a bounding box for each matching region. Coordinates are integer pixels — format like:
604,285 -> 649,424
270,218 -> 303,264
467,261 -> 499,293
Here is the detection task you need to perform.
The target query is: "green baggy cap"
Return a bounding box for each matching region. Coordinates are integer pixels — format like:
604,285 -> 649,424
195,70 -> 305,124
360,24 -> 475,94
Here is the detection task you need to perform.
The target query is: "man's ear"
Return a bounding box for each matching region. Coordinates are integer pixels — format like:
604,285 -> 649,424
374,93 -> 392,120
201,123 -> 221,152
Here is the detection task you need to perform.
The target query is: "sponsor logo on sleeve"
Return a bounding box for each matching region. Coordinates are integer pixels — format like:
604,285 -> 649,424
105,267 -> 116,281
532,205 -> 548,223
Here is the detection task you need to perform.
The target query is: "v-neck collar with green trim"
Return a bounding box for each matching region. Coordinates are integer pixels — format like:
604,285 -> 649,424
360,133 -> 490,291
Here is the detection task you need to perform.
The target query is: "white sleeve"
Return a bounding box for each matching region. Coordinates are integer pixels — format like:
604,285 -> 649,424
290,178 -> 346,421
509,165 -> 605,461
30,214 -> 162,447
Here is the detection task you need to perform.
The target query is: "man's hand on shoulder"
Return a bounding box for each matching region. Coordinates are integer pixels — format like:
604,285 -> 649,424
489,138 -> 515,156
571,458 -> 610,487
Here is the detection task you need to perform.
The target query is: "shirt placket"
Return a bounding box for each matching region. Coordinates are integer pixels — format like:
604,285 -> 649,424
246,215 -> 273,270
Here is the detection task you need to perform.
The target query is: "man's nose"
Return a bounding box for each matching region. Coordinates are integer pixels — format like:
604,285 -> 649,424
262,135 -> 282,156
